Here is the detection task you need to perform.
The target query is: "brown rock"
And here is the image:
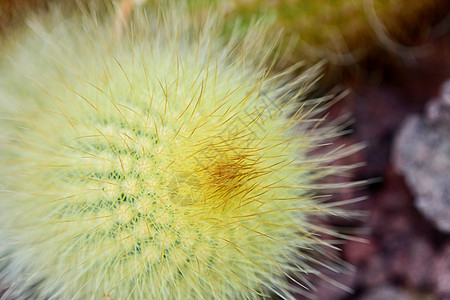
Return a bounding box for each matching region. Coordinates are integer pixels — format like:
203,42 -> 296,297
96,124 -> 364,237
405,237 -> 435,288
363,255 -> 388,288
433,243 -> 450,298
358,285 -> 412,300
343,239 -> 377,266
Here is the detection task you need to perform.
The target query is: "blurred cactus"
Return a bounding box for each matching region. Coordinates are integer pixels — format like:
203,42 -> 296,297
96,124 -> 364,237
181,0 -> 449,70
4,0 -> 447,69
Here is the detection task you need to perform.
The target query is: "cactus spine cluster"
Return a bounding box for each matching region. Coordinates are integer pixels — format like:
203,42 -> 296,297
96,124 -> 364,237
0,3 -> 355,299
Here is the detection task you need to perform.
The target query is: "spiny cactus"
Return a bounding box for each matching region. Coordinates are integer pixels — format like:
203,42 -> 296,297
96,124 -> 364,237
0,3 -> 359,299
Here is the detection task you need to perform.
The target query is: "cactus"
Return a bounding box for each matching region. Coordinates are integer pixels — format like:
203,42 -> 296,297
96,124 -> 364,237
0,3 -> 358,299
181,0 -> 449,68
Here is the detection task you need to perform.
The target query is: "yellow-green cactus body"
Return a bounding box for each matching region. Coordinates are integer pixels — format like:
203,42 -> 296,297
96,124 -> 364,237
0,4 -> 348,300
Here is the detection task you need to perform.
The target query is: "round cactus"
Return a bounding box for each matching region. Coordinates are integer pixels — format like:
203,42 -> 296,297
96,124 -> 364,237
0,3 -> 357,299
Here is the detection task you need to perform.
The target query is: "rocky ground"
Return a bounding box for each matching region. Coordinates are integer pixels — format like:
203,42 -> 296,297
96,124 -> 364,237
307,35 -> 450,300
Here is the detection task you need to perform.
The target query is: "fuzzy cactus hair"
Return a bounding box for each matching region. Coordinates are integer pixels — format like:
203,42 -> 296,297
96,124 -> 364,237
0,2 -> 361,299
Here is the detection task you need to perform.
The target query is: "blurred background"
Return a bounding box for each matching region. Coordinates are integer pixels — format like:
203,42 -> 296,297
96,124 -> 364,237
1,1 -> 449,299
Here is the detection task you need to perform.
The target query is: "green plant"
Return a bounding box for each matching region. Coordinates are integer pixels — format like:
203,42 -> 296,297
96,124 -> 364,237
182,0 -> 448,68
0,2 -> 357,299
